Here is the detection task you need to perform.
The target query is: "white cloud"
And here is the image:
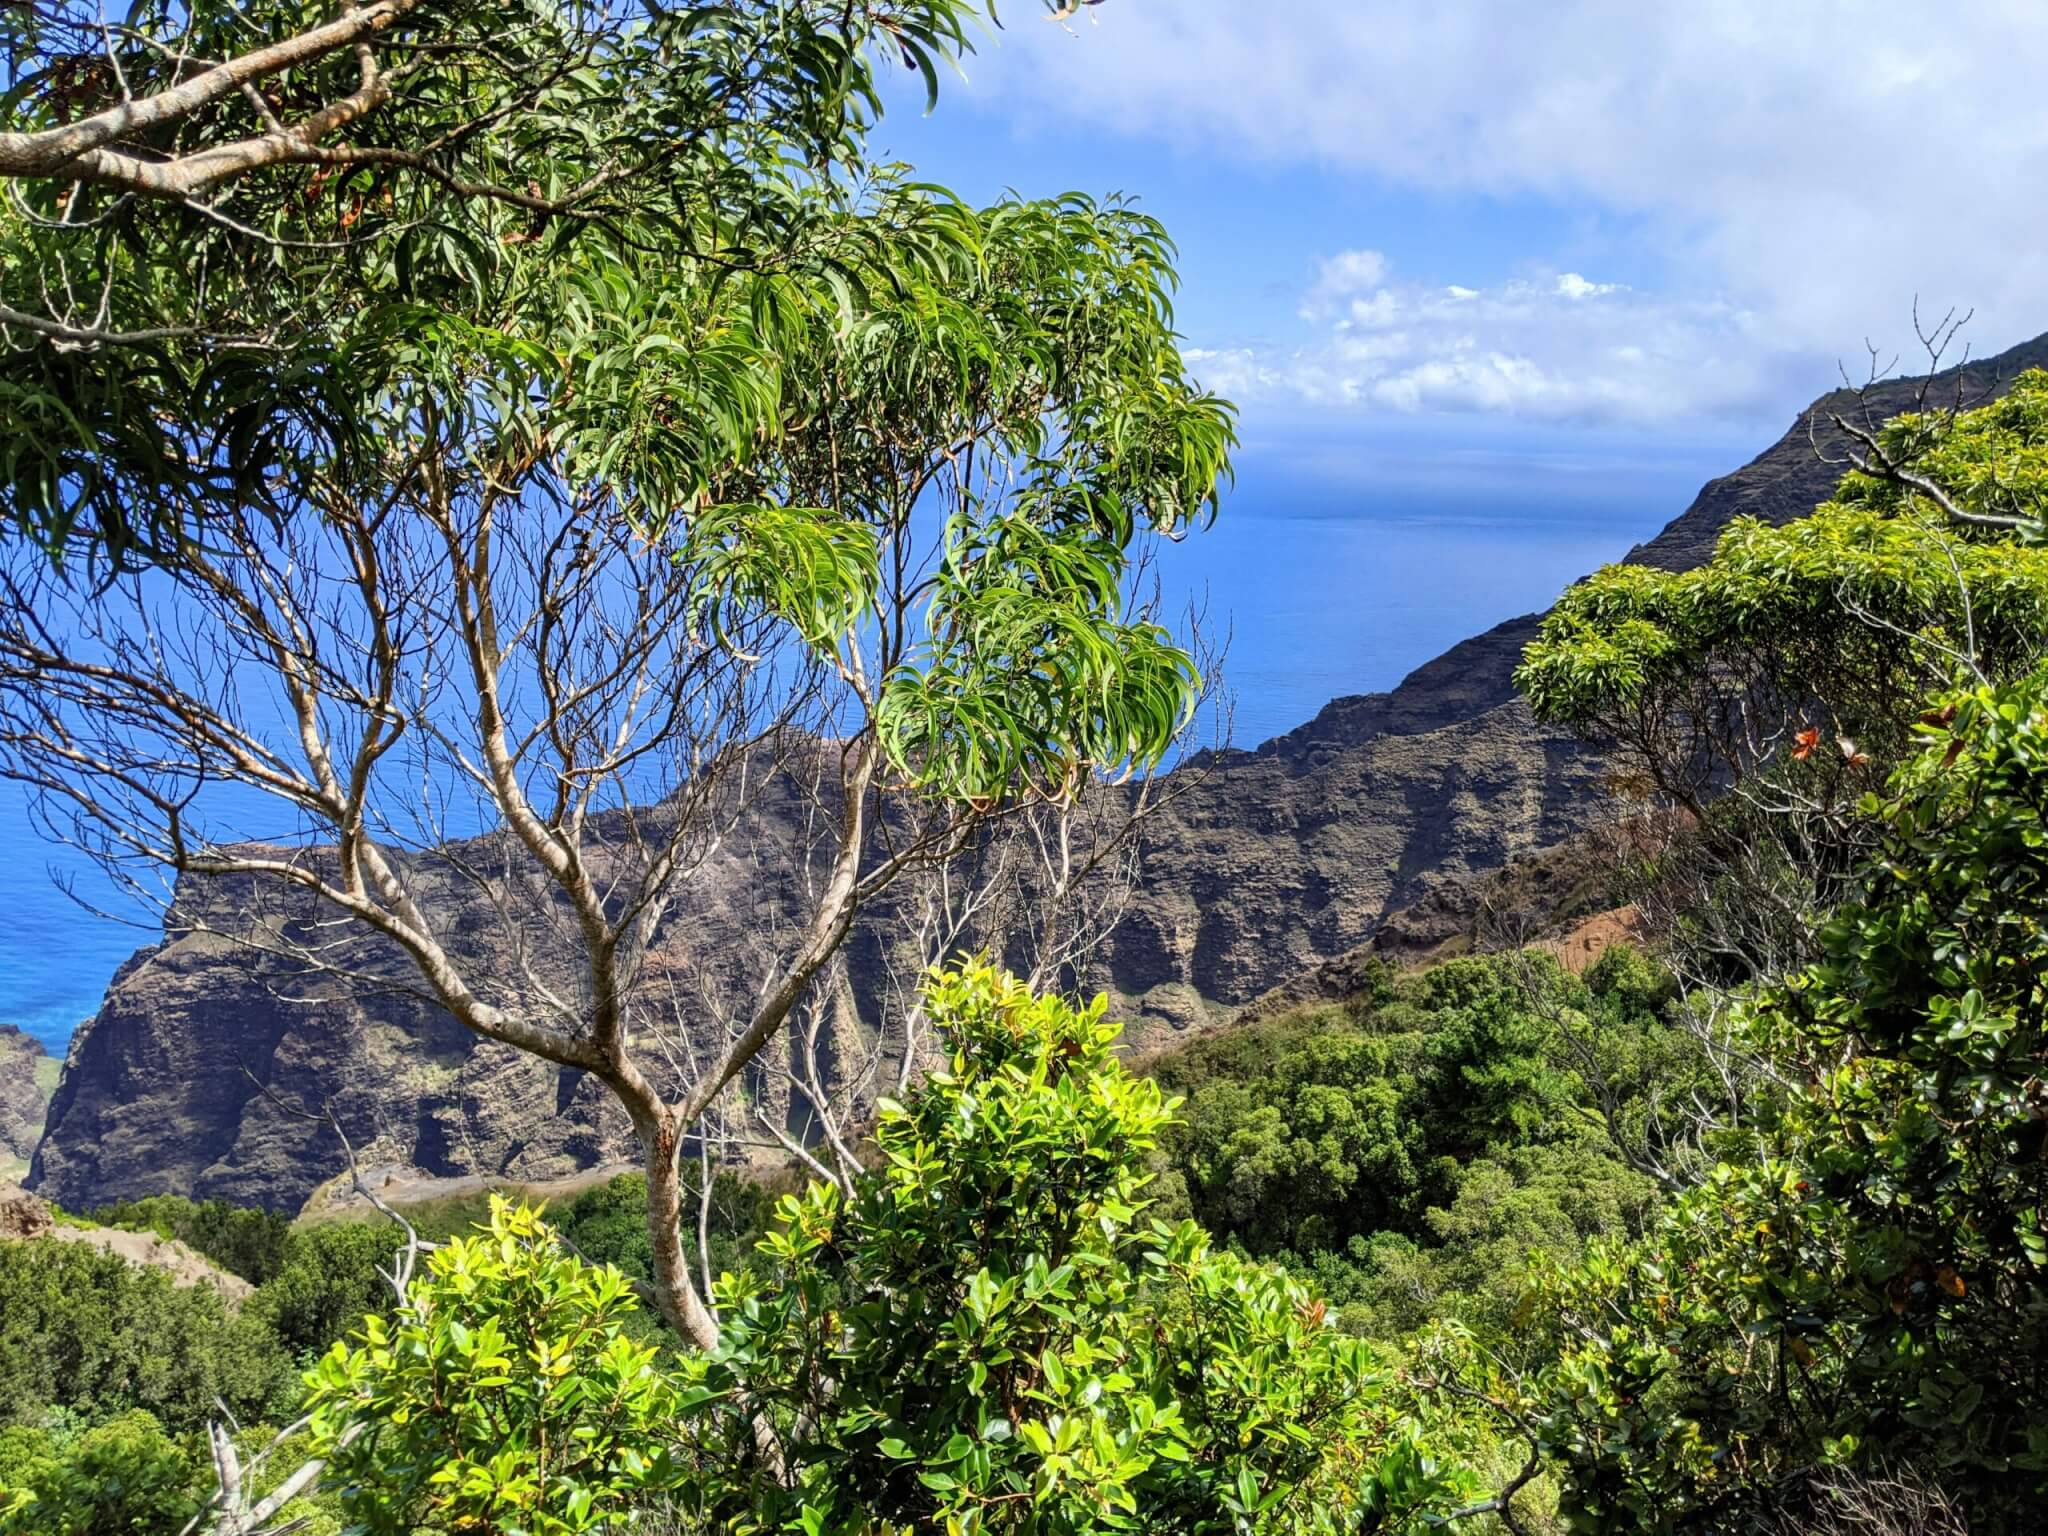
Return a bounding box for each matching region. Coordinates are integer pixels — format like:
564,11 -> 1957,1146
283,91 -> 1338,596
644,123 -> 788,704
963,2 -> 2048,375
1555,274 -> 1619,301
1186,261 -> 1789,426
1299,248 -> 1391,318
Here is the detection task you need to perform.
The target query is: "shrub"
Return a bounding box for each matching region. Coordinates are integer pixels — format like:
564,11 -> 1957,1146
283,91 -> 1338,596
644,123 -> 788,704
249,1219 -> 413,1361
0,1239 -> 295,1433
684,962 -> 1473,1532
0,1411 -> 202,1536
1517,664 -> 2048,1532
305,1199 -> 688,1536
1149,949 -> 1686,1333
307,965 -> 1477,1533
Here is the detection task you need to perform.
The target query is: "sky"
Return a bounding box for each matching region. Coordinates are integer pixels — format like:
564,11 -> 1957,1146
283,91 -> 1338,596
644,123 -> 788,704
875,0 -> 2048,441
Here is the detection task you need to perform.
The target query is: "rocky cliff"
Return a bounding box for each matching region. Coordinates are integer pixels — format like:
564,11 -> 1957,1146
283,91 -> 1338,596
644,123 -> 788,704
28,772 -> 883,1211
31,333 -> 2048,1211
1085,330 -> 2048,1038
0,1025 -> 52,1182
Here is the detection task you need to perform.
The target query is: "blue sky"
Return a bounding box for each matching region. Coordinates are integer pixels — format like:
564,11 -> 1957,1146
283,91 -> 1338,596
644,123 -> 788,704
880,101 -> 1680,382
873,1 -> 2048,453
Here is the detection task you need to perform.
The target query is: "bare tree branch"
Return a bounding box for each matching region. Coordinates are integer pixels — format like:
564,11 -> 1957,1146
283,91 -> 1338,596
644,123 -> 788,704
0,0 -> 421,193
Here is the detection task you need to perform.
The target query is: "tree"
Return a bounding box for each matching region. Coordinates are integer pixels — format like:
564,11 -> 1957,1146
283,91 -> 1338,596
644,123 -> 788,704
306,965 -> 1475,1534
1515,363 -> 2048,998
1502,658 -> 2048,1534
1489,345 -> 2048,1534
1516,367 -> 2048,819
0,154 -> 1232,1363
0,0 -> 1091,566
251,1220 -> 419,1361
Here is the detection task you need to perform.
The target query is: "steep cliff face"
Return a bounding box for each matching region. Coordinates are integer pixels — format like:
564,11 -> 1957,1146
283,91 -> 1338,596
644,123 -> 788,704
33,334 -> 2048,1210
29,776 -> 881,1212
1,1025 -> 52,1181
31,930 -> 637,1212
1095,661 -> 1605,1042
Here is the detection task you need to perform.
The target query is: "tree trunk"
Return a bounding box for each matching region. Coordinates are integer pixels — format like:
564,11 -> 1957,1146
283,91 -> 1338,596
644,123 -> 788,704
639,1114 -> 723,1351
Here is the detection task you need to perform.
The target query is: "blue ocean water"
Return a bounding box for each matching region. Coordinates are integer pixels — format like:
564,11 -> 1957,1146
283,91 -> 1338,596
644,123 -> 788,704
0,421 -> 1753,1056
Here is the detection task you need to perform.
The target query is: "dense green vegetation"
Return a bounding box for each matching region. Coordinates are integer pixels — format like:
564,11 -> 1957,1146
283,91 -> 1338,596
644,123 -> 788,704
0,1168 -> 775,1532
0,1237 -> 296,1433
0,950 -> 1757,1532
1491,368 -> 2048,1532
7,0 -> 2048,1530
8,798 -> 2048,1531
1,1412 -> 212,1536
301,965 -> 1481,1535
1146,949 -> 1691,1343
1498,666 -> 2048,1531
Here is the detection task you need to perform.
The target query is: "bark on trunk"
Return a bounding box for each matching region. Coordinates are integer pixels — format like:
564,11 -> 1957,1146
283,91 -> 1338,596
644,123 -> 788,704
639,1114 -> 723,1351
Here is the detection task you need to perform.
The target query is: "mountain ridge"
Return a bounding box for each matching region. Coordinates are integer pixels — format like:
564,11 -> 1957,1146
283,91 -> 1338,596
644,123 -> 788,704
25,331 -> 2048,1211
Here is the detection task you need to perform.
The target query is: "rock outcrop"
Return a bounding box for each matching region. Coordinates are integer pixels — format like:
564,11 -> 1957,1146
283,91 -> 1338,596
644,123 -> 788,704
0,1182 -> 52,1238
0,1025 -> 52,1181
0,1182 -> 252,1302
31,332 -> 2048,1211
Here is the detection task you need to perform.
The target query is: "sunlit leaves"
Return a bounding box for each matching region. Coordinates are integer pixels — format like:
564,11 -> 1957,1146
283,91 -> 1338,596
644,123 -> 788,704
783,193 -> 1236,800
0,1411 -> 205,1536
879,512 -> 1203,799
295,969 -> 1460,1532
305,1198 -> 689,1536
0,0 -> 1091,568
684,502 -> 880,652
1516,369 -> 2048,741
676,962 -> 1460,1533
1864,378 -> 2048,541
5,0 -> 1232,828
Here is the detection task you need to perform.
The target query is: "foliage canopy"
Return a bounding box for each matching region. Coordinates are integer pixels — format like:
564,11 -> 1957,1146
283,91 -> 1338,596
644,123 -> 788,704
1517,368 -> 2048,809
0,0 -> 1099,567
306,965 -> 1477,1535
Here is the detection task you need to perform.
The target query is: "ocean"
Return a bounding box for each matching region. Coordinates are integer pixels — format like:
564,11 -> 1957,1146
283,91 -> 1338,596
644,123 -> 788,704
0,427 -> 1747,1056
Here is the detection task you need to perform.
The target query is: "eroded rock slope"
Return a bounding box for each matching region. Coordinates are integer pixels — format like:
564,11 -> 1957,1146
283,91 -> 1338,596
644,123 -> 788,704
32,333 -> 2048,1209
